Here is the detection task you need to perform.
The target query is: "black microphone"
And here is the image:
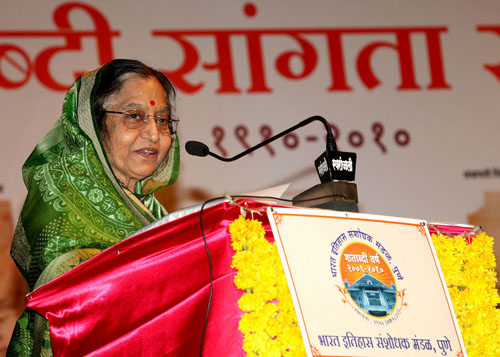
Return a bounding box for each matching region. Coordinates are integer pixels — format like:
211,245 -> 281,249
185,115 -> 356,181
185,141 -> 210,157
186,115 -> 334,160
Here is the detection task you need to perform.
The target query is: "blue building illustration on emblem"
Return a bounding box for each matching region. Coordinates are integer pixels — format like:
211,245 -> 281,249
344,273 -> 396,317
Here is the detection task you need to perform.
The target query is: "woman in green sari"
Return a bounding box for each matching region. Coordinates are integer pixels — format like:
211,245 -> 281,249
8,59 -> 180,356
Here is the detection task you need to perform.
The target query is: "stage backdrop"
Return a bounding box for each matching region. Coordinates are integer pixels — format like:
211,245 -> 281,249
1,0 -> 500,225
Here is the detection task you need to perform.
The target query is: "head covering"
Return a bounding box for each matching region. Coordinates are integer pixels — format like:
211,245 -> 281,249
11,62 -> 180,290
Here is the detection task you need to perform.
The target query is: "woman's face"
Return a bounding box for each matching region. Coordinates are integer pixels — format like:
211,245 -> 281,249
102,75 -> 172,191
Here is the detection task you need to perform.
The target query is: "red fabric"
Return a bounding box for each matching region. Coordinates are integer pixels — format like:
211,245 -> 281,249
26,200 -> 276,356
427,223 -> 476,244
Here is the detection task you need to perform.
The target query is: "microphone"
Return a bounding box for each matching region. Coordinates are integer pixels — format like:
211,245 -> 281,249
185,141 -> 210,157
186,115 -> 338,163
186,115 -> 356,182
186,115 -> 358,211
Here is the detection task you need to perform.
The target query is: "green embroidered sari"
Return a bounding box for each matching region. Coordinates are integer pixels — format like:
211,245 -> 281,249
8,64 -> 180,356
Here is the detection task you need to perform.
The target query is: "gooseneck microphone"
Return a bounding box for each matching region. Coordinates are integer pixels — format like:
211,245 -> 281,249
185,141 -> 210,158
185,115 -> 337,163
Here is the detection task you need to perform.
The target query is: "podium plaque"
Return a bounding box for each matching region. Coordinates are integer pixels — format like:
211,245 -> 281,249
268,207 -> 466,357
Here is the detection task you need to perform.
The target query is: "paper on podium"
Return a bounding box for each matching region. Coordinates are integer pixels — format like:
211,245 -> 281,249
241,182 -> 291,203
131,183 -> 291,238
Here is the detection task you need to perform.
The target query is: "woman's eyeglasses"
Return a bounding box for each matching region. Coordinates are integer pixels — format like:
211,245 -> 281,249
105,110 -> 179,134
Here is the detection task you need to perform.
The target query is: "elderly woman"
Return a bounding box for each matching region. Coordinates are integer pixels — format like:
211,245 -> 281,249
8,59 -> 180,355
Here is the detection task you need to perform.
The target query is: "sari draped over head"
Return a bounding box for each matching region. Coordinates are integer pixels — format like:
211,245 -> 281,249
8,62 -> 180,356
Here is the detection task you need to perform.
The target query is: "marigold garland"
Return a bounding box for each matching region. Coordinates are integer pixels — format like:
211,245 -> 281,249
431,232 -> 500,357
229,216 -> 306,356
230,216 -> 500,357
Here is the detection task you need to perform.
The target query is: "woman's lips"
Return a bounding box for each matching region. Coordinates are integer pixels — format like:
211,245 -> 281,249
135,148 -> 158,159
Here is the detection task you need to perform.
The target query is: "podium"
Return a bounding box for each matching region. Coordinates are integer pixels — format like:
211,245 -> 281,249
24,199 -> 496,356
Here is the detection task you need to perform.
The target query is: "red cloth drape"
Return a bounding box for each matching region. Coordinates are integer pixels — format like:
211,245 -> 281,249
427,223 -> 475,243
26,200 -> 275,356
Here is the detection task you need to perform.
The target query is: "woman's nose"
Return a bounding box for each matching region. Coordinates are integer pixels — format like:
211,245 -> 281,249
141,117 -> 159,142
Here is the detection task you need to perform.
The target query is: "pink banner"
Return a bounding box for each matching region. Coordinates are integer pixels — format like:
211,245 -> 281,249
25,201 -> 276,356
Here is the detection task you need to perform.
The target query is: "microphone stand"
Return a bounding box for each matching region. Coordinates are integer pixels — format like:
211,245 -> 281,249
197,115 -> 336,163
292,180 -> 359,212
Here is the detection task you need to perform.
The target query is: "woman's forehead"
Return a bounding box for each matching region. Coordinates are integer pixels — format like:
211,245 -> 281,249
105,75 -> 168,109
121,102 -> 169,111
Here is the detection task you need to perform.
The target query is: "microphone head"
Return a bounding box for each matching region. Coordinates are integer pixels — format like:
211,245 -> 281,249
185,141 -> 209,157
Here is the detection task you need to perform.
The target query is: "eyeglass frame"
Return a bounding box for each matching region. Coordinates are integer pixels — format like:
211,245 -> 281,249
104,109 -> 179,134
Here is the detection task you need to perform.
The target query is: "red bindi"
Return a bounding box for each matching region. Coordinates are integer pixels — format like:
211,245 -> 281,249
150,100 -> 156,106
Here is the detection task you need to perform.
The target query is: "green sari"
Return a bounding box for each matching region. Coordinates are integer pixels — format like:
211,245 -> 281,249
8,64 -> 180,356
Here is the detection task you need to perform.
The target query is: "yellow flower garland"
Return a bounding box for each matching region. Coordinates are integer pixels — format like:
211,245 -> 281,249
431,232 -> 500,356
229,216 -> 306,356
230,216 -> 500,356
